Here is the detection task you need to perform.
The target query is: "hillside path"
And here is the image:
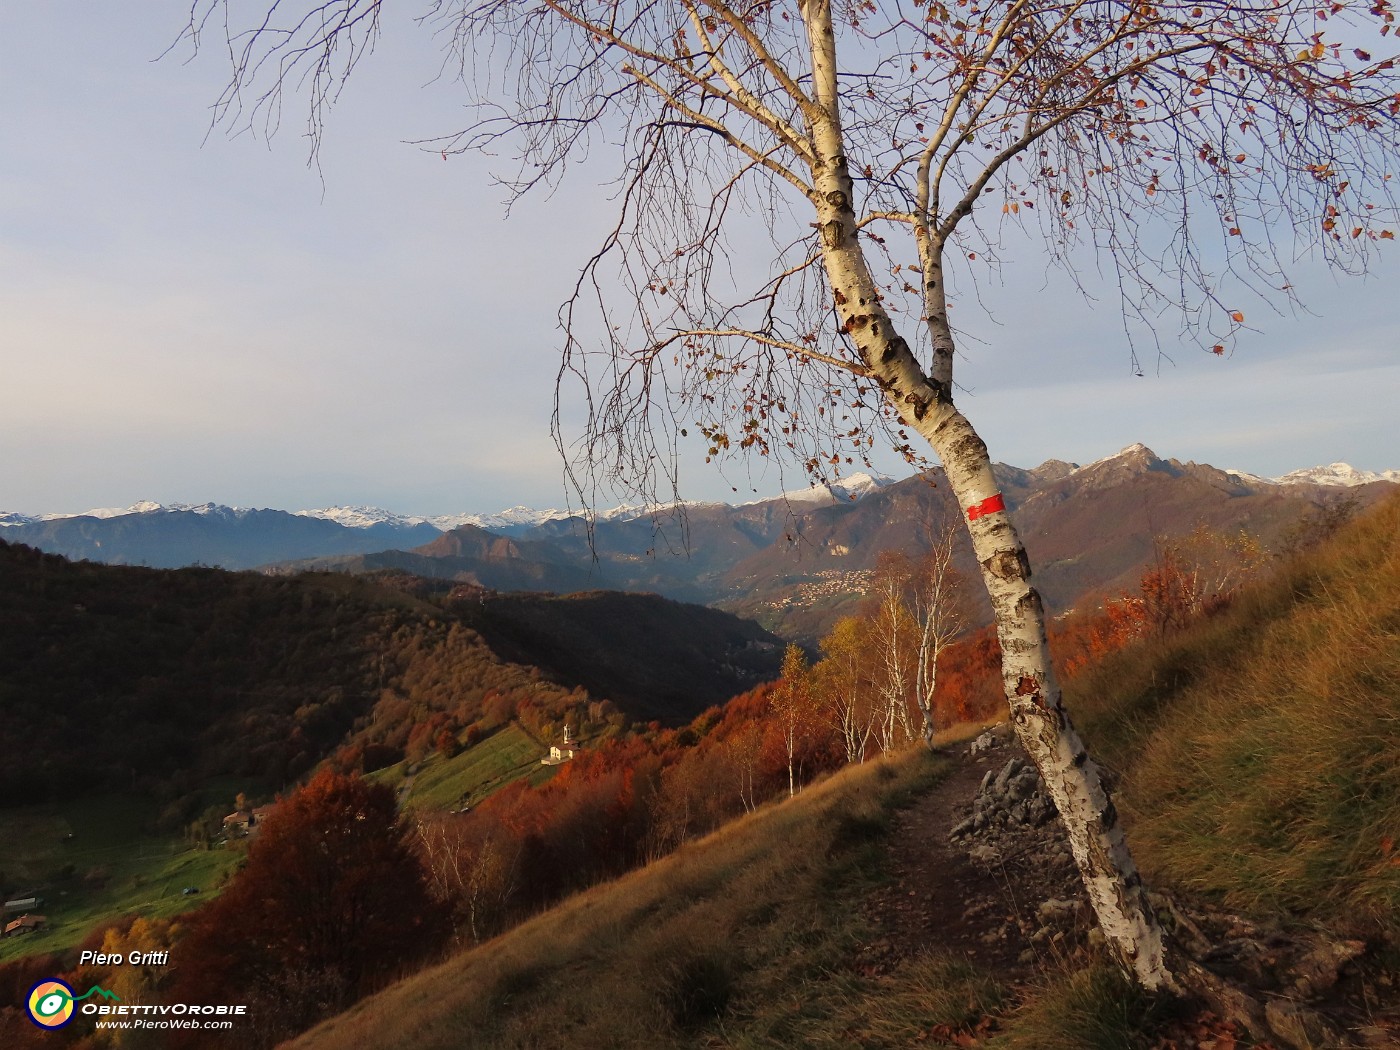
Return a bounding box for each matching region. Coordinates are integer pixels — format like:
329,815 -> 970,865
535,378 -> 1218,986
862,731 -> 1089,980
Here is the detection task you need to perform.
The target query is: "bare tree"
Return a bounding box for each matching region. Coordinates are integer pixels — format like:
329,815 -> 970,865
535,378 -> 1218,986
414,814 -> 519,944
868,552 -> 917,754
911,528 -> 966,750
726,719 -> 763,811
185,0 -> 1400,992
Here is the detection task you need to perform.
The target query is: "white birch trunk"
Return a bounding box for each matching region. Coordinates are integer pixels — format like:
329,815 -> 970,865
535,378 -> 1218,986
913,536 -> 959,751
799,0 -> 1173,991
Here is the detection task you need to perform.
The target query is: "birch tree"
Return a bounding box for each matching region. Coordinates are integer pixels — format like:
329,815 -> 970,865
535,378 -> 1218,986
771,643 -> 813,797
868,552 -> 917,754
816,615 -> 875,764
911,528 -> 966,750
187,0 -> 1400,992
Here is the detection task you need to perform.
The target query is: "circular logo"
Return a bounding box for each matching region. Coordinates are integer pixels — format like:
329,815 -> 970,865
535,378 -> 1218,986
26,978 -> 76,1029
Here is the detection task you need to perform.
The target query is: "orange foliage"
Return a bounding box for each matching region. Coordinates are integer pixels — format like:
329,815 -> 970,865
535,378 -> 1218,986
166,771 -> 445,1047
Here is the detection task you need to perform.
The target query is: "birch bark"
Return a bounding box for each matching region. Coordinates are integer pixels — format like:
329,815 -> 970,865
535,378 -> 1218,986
798,0 -> 1172,991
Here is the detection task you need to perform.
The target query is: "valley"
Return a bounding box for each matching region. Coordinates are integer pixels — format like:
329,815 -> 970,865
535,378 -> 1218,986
1,456 -> 1397,1048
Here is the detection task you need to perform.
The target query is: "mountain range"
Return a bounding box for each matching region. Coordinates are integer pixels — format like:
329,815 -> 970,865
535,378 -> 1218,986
4,447 -> 1396,641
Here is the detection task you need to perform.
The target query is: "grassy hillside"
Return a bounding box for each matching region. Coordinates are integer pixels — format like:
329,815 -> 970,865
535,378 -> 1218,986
1071,490 -> 1400,932
290,739 -> 1171,1050
286,493 -> 1400,1050
368,721 -> 558,811
291,749 -> 956,1050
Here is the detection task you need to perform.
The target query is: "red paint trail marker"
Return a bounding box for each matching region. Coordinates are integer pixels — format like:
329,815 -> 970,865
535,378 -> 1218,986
966,493 -> 1005,521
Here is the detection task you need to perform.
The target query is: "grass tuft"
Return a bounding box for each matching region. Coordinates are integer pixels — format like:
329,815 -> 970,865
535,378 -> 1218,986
656,948 -> 735,1030
991,961 -> 1168,1050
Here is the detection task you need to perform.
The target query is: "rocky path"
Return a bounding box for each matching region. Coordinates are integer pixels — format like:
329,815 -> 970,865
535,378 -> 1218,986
864,725 -> 1089,980
862,726 -> 1399,1049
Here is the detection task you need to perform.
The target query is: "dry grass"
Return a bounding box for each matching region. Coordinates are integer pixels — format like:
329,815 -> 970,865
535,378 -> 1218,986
987,962 -> 1168,1050
1070,492 -> 1400,930
289,747 -> 965,1050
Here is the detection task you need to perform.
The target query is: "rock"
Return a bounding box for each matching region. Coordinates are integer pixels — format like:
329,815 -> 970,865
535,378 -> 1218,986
1285,938 -> 1366,998
1264,998 -> 1340,1049
1036,898 -> 1079,924
1009,770 -> 1039,800
992,757 -> 1022,795
968,731 -> 999,756
969,845 -> 999,865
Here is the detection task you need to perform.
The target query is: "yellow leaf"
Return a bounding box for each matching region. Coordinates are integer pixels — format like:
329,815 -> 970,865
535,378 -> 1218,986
1230,310 -> 1245,323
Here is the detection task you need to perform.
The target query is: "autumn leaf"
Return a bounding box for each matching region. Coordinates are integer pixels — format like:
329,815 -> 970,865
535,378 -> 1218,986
1230,311 -> 1245,322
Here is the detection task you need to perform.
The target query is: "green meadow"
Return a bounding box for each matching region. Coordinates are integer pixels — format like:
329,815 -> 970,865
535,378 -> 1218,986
0,793 -> 244,962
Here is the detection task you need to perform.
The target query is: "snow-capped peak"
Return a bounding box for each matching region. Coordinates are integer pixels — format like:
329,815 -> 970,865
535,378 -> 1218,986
296,505 -> 434,529
37,501 -> 249,520
748,470 -> 895,507
1069,443 -> 1162,476
298,504 -> 597,532
1270,462 -> 1400,487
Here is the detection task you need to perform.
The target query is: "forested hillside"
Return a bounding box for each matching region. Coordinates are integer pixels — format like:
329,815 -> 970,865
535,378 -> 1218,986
0,541 -> 781,809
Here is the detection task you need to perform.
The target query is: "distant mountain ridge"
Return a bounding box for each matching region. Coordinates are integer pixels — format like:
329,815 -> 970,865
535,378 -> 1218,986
5,455 -> 1388,532
4,449 -> 1396,640
0,505 -> 443,571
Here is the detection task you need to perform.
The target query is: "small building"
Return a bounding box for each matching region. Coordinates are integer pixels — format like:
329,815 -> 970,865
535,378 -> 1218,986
541,726 -> 581,765
3,896 -> 42,914
2,914 -> 47,937
223,804 -> 275,837
222,810 -> 253,835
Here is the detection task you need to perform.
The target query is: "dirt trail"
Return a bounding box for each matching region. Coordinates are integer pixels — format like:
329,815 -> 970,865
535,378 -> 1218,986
860,730 -> 1400,1048
863,732 -> 1087,981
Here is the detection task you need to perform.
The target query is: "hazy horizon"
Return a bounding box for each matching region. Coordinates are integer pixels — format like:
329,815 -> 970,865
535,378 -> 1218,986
4,4 -> 1397,519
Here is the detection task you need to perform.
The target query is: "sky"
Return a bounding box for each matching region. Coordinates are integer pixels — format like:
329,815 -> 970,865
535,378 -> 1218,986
2,3 -> 1397,518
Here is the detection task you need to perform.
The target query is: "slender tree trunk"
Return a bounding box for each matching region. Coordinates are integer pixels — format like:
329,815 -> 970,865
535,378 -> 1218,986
799,0 -> 1172,992
788,734 -> 796,798
915,629 -> 938,751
